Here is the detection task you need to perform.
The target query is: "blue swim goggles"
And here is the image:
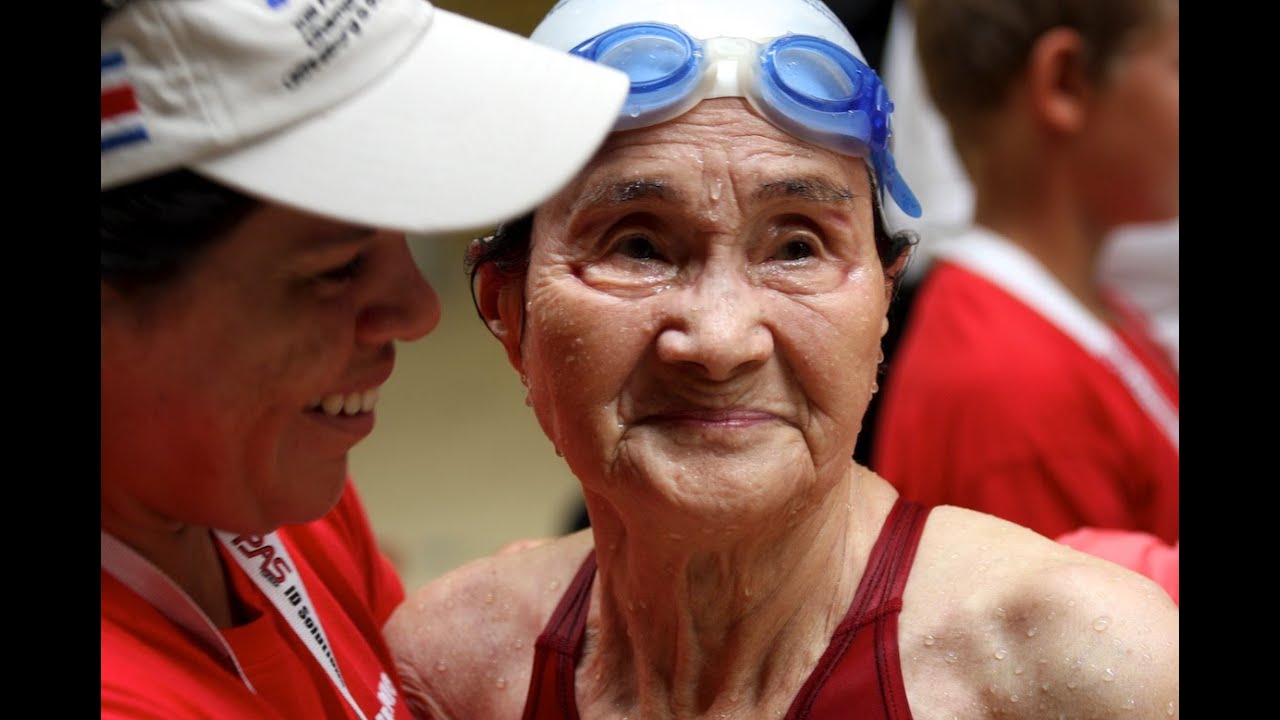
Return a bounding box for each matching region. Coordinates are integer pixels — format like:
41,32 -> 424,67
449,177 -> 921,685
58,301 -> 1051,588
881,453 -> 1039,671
568,22 -> 921,218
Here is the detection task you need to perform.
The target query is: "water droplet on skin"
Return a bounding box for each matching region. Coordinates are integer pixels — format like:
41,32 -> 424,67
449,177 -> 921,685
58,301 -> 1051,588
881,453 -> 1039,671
945,651 -> 959,664
484,592 -> 495,604
1103,668 -> 1116,682
514,640 -> 524,650
1010,694 -> 1019,703
1026,627 -> 1038,637
994,648 -> 1008,660
1123,698 -> 1136,710
549,580 -> 560,591
1093,616 -> 1111,632
995,607 -> 1006,616
1167,701 -> 1176,716
1014,665 -> 1025,675
1067,680 -> 1078,690
924,635 -> 936,646
435,662 -> 448,673
496,677 -> 507,689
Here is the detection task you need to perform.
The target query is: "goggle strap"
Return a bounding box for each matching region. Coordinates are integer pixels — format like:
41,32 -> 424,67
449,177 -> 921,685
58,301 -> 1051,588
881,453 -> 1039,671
873,148 -> 922,219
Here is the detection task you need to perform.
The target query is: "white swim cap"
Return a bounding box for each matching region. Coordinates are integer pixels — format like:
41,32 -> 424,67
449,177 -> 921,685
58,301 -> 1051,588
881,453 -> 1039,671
532,0 -> 866,63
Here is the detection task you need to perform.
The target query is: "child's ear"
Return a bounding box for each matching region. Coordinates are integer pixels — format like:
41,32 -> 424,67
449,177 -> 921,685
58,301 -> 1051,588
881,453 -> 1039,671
1027,27 -> 1091,135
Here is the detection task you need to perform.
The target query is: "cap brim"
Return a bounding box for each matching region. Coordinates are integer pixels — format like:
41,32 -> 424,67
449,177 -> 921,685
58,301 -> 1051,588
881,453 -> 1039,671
194,9 -> 628,236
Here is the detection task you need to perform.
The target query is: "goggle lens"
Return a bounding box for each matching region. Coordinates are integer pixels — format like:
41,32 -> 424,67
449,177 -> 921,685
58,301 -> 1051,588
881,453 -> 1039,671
573,24 -> 705,124
772,42 -> 862,106
599,36 -> 688,85
575,24 -> 700,92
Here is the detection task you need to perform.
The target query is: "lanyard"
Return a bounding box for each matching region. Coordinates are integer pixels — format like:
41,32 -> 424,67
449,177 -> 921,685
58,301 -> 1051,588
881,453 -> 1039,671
101,529 -> 370,720
214,530 -> 369,720
930,227 -> 1179,452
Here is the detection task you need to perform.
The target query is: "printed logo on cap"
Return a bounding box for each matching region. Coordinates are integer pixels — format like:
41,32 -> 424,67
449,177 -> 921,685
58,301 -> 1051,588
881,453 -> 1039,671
100,50 -> 148,153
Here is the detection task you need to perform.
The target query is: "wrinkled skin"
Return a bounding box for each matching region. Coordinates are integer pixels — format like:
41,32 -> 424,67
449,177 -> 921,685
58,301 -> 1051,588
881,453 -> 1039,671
496,99 -> 895,545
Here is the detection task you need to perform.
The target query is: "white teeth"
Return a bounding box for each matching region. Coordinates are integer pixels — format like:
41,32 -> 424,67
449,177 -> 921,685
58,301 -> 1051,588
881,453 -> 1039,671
322,395 -> 345,415
342,393 -> 362,415
312,388 -> 379,417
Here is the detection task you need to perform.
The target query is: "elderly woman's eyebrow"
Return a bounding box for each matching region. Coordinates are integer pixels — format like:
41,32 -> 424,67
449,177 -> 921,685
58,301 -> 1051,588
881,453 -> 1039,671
572,179 -> 678,212
755,176 -> 854,203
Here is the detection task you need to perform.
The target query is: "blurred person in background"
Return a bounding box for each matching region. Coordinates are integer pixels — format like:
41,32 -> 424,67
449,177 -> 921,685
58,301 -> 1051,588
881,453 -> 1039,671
870,0 -> 1179,597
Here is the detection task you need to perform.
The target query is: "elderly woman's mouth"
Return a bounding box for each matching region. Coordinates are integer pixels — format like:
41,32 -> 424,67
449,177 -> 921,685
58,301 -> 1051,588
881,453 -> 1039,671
642,408 -> 779,428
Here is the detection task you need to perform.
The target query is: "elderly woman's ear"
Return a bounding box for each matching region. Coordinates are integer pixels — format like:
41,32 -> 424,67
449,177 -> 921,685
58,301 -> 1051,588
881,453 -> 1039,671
475,263 -> 526,371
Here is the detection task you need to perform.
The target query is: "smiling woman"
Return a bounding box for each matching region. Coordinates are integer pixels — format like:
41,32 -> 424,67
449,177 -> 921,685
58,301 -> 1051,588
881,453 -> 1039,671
98,0 -> 629,716
102,173 -> 438,532
382,0 -> 1179,718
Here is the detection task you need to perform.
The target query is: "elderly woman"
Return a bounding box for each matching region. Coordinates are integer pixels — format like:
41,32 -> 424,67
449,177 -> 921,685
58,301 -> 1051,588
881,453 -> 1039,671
384,0 -> 1178,718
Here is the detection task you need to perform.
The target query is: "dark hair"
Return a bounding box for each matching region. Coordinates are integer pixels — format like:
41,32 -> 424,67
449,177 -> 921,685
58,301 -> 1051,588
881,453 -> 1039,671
466,194 -> 918,316
101,169 -> 258,295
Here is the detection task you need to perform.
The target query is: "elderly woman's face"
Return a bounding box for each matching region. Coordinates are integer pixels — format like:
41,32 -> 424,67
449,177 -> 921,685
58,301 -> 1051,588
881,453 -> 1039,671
507,99 -> 893,522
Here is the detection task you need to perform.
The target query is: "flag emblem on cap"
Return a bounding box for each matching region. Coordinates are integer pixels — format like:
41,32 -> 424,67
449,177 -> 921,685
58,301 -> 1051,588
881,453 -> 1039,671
101,50 -> 148,153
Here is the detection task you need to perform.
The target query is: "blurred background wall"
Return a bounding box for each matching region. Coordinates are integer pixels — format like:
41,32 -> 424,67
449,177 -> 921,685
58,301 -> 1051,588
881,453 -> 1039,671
349,1 -> 586,593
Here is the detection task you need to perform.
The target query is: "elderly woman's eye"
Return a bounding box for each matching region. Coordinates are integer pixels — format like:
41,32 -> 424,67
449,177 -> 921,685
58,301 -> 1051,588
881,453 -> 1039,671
773,239 -> 815,261
617,234 -> 662,261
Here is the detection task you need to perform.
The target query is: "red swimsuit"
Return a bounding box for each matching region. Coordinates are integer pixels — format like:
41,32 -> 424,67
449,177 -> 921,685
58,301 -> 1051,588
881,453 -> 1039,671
522,498 -> 931,720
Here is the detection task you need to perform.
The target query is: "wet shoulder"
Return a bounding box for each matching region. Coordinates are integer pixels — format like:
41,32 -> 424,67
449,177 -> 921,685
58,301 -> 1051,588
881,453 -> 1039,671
899,507 -> 1178,717
384,530 -> 595,720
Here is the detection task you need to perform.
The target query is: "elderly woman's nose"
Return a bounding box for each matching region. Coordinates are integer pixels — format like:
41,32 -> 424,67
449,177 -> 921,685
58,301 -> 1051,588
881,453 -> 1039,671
654,269 -> 773,380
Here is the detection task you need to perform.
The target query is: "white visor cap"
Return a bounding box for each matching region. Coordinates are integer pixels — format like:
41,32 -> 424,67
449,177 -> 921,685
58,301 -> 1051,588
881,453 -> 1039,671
530,0 -> 866,63
101,0 -> 629,236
